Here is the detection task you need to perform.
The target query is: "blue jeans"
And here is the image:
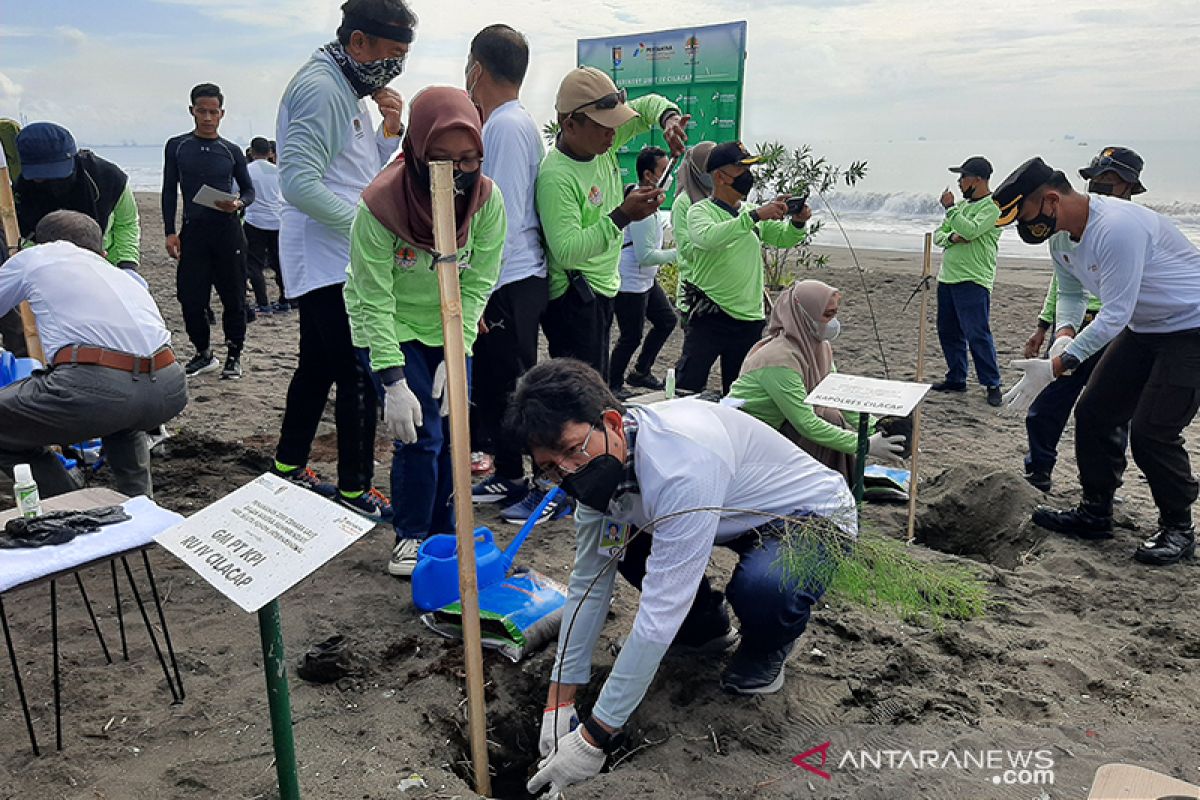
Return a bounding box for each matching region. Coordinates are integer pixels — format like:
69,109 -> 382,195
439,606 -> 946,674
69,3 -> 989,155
388,342 -> 472,541
936,281 -> 1001,387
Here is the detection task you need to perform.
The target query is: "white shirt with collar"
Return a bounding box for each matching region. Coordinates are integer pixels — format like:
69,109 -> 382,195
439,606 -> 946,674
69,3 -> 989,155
0,241 -> 170,361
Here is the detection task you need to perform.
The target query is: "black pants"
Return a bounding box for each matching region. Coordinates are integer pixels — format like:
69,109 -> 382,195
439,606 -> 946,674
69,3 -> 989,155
1075,326 -> 1200,526
243,222 -> 284,306
676,309 -> 764,395
0,309 -> 27,358
542,279 -> 615,381
275,283 -> 378,493
471,275 -> 548,479
609,284 -> 677,389
177,217 -> 247,353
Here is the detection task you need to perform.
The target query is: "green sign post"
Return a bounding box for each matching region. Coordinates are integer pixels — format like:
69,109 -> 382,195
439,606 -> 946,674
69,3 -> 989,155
577,21 -> 748,202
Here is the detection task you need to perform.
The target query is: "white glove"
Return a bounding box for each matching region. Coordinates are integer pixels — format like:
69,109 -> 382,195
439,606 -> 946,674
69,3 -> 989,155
1002,358 -> 1056,414
1047,334 -> 1074,360
527,727 -> 606,798
539,703 -> 579,758
384,379 -> 422,444
432,361 -> 449,417
868,432 -> 905,461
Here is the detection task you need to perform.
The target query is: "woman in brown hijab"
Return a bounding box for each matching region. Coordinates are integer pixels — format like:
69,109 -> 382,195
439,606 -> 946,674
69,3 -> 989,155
345,86 -> 508,577
727,279 -> 902,482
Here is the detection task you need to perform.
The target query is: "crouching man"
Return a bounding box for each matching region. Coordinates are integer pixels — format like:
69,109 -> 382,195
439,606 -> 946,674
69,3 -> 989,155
0,211 -> 187,498
506,358 -> 856,796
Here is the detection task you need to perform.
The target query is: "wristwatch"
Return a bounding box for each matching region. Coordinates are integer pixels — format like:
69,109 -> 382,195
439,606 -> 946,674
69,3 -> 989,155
581,715 -> 624,754
1058,352 -> 1081,375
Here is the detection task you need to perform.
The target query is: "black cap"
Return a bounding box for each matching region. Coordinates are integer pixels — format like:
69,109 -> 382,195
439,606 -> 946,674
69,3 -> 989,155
948,156 -> 993,179
993,157 -> 1057,226
1079,146 -> 1146,195
706,141 -> 761,173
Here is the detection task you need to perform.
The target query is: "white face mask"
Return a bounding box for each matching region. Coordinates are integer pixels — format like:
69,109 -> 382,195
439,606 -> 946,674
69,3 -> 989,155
820,317 -> 841,342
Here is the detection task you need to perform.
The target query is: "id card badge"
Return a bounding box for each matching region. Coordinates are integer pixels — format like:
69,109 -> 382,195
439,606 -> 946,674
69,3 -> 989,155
597,519 -> 630,559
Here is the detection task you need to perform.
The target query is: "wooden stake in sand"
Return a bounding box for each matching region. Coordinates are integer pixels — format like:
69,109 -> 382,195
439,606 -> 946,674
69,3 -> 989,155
0,150 -> 46,363
429,160 -> 492,798
906,233 -> 933,542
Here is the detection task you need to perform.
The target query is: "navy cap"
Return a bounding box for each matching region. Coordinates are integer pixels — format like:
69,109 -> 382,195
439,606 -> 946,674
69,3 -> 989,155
16,122 -> 77,181
1079,146 -> 1146,195
949,156 -> 993,179
706,141 -> 761,173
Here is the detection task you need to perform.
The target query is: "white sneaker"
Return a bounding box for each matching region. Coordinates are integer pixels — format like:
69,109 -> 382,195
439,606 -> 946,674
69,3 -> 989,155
388,539 -> 420,577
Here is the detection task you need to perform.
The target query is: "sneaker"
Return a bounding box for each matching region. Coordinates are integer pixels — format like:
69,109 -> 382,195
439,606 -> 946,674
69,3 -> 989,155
273,465 -> 336,497
472,475 -> 528,505
501,487 -> 572,526
1133,523 -> 1195,566
254,304 -> 275,316
244,306 -> 257,324
272,302 -> 292,313
616,626 -> 739,656
388,539 -> 421,577
184,350 -> 220,377
1032,500 -> 1114,540
626,370 -> 664,390
336,488 -> 393,523
1023,469 -> 1052,493
930,380 -> 967,393
721,641 -> 796,695
986,385 -> 1003,407
470,451 -> 494,477
221,355 -> 243,380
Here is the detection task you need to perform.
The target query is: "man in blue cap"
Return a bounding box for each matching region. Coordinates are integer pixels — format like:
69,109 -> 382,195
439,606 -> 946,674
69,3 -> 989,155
13,122 -> 141,273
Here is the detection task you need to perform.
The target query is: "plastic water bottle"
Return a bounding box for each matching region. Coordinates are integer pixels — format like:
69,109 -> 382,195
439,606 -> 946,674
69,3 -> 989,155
665,368 -> 676,399
13,463 -> 43,519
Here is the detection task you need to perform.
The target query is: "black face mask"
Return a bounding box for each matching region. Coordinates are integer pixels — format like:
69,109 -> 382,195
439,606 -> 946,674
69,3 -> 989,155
961,183 -> 976,200
558,425 -> 624,510
43,177 -> 76,200
454,168 -> 478,196
730,169 -> 755,197
1087,180 -> 1115,196
1018,211 -> 1057,244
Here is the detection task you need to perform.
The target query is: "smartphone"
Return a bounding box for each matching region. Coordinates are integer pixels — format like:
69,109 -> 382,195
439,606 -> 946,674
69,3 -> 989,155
785,194 -> 809,215
656,154 -> 679,190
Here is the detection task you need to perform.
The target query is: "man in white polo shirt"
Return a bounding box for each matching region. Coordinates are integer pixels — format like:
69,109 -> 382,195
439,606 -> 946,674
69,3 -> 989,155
506,358 -> 856,796
997,157 -> 1200,566
243,136 -> 286,313
0,211 -> 187,498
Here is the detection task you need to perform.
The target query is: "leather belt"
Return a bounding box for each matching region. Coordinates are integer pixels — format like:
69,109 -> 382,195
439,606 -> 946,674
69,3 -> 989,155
52,345 -> 176,374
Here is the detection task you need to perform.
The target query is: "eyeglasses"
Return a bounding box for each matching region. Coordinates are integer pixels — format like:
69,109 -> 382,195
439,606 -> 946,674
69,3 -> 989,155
568,88 -> 627,116
429,156 -> 483,171
541,424 -> 599,480
1088,154 -> 1137,174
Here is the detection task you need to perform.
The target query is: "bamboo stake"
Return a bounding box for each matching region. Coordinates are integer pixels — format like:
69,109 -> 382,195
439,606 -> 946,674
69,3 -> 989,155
0,151 -> 45,363
429,160 -> 491,797
906,233 -> 933,543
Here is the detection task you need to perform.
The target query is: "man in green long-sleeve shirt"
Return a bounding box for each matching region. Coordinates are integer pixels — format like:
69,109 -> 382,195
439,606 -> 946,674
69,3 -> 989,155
536,67 -> 688,381
676,141 -> 809,395
932,155 -> 1003,406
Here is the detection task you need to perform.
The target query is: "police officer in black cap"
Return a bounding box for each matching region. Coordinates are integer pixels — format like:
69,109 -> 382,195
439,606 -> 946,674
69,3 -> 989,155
994,156 -> 1200,566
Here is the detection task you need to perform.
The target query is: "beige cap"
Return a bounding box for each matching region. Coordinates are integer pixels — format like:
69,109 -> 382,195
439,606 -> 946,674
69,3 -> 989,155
555,67 -> 637,129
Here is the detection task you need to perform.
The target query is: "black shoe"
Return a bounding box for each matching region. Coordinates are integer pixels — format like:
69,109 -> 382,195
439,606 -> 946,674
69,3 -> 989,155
184,350 -> 220,377
1024,469 -> 1052,493
221,355 -> 243,380
613,387 -> 635,402
1133,523 -> 1195,566
721,640 -> 795,695
627,370 -> 665,390
931,380 -> 967,393
244,306 -> 257,323
1032,501 -> 1113,540
986,385 -> 1003,407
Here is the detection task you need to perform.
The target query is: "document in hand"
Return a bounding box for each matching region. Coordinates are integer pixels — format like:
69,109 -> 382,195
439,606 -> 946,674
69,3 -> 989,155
193,184 -> 238,210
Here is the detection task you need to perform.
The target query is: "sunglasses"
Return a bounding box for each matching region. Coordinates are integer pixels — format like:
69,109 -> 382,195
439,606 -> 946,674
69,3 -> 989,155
1088,154 -> 1138,174
568,88 -> 627,116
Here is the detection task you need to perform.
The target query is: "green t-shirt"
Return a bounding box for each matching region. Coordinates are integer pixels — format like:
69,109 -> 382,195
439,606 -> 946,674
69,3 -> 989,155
933,196 -> 1001,291
670,191 -> 693,309
343,191 -> 507,371
1038,232 -> 1102,324
686,198 -> 806,321
535,94 -> 678,300
729,365 -> 862,454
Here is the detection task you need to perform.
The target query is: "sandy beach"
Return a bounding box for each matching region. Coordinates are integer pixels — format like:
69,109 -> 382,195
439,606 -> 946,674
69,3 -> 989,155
0,192 -> 1196,799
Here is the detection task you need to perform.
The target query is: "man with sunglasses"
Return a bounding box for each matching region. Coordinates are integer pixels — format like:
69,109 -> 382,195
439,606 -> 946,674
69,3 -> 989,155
1018,147 -> 1144,493
536,67 -> 689,382
995,156 -> 1200,567
507,358 -> 855,797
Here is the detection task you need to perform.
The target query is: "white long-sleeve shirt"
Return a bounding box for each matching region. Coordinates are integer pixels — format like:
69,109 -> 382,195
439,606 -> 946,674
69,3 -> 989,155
0,241 -> 170,360
553,399 -> 856,729
618,211 -> 676,294
1054,195 -> 1200,362
481,99 -> 546,290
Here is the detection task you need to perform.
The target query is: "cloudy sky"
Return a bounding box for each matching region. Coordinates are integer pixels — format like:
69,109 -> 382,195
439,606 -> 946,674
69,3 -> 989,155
2,0 -> 1198,150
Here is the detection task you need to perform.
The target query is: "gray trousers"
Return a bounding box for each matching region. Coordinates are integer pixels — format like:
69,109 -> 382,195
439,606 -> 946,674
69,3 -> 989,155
0,361 -> 188,499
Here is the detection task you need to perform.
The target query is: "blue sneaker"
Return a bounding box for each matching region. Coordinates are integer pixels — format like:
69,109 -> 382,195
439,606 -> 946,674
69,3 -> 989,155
335,488 -> 394,523
472,475 -> 529,505
501,486 -> 572,526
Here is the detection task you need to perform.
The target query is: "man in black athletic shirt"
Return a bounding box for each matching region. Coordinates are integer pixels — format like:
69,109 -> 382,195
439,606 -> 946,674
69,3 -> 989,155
162,82 -> 255,380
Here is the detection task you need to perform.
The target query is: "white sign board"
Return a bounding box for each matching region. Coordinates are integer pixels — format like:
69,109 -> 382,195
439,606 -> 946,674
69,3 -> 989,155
805,373 -> 930,417
155,473 -> 376,612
